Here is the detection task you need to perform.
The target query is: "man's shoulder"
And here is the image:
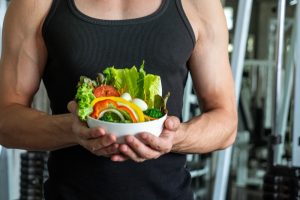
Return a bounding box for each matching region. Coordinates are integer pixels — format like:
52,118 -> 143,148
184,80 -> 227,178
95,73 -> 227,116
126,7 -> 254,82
8,0 -> 52,12
6,0 -> 53,32
180,0 -> 201,42
181,0 -> 228,44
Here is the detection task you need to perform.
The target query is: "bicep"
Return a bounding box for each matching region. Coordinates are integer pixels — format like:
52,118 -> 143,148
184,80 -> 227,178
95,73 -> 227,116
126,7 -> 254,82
0,0 -> 48,107
188,0 -> 235,112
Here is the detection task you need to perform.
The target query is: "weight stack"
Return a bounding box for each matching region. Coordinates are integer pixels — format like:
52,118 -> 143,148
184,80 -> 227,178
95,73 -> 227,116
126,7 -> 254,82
263,165 -> 300,200
19,151 -> 49,200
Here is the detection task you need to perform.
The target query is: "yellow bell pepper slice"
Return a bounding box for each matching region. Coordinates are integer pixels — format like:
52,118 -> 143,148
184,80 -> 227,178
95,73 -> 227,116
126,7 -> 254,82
91,97 -> 145,122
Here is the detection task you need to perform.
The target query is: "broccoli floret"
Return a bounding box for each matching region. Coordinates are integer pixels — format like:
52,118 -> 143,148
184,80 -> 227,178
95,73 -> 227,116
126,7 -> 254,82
100,112 -> 121,122
143,108 -> 163,119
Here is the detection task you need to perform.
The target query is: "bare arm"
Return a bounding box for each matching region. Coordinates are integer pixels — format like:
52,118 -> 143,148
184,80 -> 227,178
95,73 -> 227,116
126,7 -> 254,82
172,0 -> 238,153
0,0 -> 75,150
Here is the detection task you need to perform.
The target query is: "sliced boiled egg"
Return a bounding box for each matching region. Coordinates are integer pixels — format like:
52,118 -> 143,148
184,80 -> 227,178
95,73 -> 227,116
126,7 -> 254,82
132,98 -> 148,111
120,92 -> 132,102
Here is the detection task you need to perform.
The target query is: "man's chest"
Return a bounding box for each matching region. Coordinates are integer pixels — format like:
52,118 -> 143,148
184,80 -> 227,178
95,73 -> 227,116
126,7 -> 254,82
73,0 -> 163,20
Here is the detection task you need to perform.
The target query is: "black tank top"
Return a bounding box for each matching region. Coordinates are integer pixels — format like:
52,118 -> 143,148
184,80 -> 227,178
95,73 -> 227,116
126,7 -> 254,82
42,0 -> 195,199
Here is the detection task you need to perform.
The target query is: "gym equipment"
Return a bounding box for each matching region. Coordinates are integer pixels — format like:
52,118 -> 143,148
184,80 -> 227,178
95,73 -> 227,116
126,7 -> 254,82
19,152 -> 48,200
263,1 -> 300,199
213,1 -> 253,199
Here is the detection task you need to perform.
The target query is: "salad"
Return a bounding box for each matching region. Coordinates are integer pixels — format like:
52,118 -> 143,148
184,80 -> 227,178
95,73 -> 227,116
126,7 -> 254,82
75,63 -> 169,123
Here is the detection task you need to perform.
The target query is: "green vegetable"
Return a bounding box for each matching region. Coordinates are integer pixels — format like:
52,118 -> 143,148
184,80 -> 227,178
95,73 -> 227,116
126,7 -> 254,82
103,61 -> 162,108
100,112 -> 122,123
152,92 -> 170,115
143,70 -> 162,108
74,61 -> 170,122
103,65 -> 142,98
100,111 -> 132,123
75,76 -> 96,120
144,108 -> 163,119
118,110 -> 133,122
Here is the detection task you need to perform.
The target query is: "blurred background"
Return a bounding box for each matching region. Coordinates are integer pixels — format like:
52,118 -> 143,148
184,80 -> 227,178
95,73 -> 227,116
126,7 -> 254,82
0,0 -> 300,199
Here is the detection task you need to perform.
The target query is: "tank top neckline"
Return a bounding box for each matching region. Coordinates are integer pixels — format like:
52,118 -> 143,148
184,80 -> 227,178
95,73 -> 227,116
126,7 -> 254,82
67,0 -> 169,25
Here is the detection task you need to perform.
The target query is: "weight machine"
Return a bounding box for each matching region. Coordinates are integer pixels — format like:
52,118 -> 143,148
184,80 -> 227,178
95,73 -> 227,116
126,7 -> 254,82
213,0 -> 300,199
263,0 -> 300,199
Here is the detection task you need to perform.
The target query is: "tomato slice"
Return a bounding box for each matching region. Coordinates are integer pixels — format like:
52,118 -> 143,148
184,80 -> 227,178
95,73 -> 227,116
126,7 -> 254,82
90,99 -> 118,119
93,85 -> 120,98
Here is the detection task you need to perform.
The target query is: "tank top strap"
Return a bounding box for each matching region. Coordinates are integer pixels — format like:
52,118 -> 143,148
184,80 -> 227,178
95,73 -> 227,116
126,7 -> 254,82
174,0 -> 196,45
42,0 -> 63,38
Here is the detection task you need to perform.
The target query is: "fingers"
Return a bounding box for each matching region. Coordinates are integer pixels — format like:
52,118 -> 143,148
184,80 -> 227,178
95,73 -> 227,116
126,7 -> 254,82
67,101 -> 106,139
67,100 -> 120,157
118,136 -> 164,162
80,134 -> 118,156
76,126 -> 106,140
119,144 -> 146,162
139,132 -> 174,154
82,134 -> 116,151
112,117 -> 180,163
93,143 -> 120,157
111,154 -> 128,162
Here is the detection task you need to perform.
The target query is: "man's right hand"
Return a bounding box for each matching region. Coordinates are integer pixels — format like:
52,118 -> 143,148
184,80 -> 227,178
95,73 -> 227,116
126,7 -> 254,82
67,101 -> 120,157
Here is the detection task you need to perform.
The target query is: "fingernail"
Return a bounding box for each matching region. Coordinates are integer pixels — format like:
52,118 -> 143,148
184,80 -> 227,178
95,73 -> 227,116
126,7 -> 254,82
168,120 -> 174,129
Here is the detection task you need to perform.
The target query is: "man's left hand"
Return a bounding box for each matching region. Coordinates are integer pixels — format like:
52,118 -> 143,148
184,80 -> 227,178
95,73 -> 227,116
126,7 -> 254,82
111,116 -> 181,162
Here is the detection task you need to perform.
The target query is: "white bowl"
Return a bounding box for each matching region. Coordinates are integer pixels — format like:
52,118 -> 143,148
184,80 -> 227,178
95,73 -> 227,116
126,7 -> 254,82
87,115 -> 167,143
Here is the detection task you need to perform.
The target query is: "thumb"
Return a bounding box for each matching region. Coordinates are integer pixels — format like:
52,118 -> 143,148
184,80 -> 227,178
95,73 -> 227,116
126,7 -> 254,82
164,116 -> 180,131
67,100 -> 78,115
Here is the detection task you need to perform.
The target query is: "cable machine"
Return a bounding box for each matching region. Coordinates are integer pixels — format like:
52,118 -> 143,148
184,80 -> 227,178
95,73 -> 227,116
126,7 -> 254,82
213,0 -> 300,199
213,1 -> 253,199
263,0 -> 300,199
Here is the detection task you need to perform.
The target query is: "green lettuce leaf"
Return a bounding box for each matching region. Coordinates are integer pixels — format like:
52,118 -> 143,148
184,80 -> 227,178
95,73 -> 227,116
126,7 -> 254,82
75,76 -> 96,121
104,66 -> 143,98
143,73 -> 162,108
103,62 -> 161,108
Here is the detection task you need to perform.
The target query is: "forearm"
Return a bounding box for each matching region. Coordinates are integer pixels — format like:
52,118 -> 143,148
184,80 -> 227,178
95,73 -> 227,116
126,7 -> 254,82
172,108 -> 237,154
0,104 -> 76,151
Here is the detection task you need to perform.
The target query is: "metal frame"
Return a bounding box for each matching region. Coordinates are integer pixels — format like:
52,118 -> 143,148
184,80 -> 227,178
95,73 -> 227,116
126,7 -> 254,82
213,1 -> 253,200
0,147 -> 9,200
292,1 -> 300,167
272,0 -> 287,166
265,18 -> 294,131
275,19 -> 296,165
0,0 -> 6,55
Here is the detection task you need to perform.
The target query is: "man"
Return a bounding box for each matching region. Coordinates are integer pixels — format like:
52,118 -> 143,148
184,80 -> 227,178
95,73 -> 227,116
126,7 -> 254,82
0,0 -> 237,199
